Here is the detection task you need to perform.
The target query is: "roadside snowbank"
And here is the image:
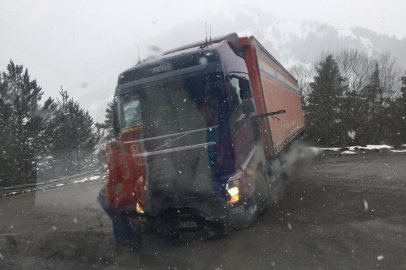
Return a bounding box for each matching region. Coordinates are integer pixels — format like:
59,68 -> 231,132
3,175 -> 106,197
347,145 -> 393,151
391,150 -> 406,153
310,144 -> 405,154
341,151 -> 356,154
73,175 -> 101,184
308,147 -> 340,154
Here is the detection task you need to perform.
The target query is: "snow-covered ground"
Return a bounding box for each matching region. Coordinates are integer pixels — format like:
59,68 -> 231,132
73,175 -> 102,184
310,144 -> 406,155
308,147 -> 341,154
347,145 -> 393,151
341,150 -> 356,154
392,150 -> 406,153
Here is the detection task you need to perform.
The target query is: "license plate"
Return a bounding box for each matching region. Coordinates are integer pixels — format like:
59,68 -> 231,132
179,221 -> 197,228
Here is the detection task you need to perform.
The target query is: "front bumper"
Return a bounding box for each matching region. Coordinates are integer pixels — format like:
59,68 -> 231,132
229,204 -> 258,228
135,195 -> 259,232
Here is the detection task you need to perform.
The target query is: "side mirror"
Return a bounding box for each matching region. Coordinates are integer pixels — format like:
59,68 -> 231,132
239,78 -> 252,99
240,79 -> 254,114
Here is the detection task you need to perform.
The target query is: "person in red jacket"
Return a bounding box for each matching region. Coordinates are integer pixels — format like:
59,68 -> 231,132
98,140 -> 142,252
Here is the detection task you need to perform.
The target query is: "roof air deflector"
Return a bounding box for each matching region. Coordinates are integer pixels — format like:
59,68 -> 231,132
163,33 -> 239,55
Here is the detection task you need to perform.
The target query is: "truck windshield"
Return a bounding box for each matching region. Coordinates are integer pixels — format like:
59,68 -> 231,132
117,73 -> 227,129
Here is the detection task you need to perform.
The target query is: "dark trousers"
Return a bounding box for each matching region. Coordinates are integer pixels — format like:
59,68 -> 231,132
156,207 -> 181,247
97,195 -> 142,251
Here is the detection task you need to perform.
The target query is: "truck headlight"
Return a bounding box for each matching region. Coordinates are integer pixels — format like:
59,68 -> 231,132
228,186 -> 239,197
226,172 -> 242,204
136,203 -> 144,214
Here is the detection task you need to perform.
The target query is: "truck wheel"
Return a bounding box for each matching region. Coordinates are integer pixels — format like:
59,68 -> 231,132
254,171 -> 270,215
266,160 -> 285,202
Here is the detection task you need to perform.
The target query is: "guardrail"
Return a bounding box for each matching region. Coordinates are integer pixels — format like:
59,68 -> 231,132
0,171 -> 105,196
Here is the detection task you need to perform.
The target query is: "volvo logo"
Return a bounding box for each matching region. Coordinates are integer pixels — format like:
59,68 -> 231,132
152,65 -> 169,74
165,138 -> 172,147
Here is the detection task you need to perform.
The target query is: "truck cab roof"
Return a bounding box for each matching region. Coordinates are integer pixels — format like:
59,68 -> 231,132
117,33 -> 240,89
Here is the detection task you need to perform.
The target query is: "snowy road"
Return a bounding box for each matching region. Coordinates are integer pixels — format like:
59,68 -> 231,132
1,152 -> 406,269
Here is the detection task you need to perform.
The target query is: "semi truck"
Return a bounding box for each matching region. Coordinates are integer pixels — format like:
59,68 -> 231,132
112,33 -> 305,229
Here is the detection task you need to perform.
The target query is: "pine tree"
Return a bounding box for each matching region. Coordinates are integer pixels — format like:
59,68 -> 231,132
359,63 -> 384,144
401,75 -> 406,144
0,60 -> 46,185
306,55 -> 347,146
40,90 -> 101,179
388,74 -> 406,146
95,99 -> 115,138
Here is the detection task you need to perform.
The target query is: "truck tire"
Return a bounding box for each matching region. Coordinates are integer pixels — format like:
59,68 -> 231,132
265,159 -> 284,202
254,170 -> 270,215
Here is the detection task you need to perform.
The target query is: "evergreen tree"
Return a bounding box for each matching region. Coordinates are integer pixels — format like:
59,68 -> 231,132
359,63 -> 384,144
95,99 -> 115,138
306,55 -> 347,146
388,74 -> 406,146
0,60 -> 47,185
401,75 -> 406,144
40,90 -> 101,179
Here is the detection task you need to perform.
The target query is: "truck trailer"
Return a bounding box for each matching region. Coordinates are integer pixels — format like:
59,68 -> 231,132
112,33 -> 305,228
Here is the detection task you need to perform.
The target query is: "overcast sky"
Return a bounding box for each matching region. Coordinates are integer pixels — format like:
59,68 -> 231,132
1,0 -> 405,122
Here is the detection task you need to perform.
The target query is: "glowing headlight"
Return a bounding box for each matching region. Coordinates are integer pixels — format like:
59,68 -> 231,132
226,172 -> 242,204
136,203 -> 144,214
228,186 -> 239,197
